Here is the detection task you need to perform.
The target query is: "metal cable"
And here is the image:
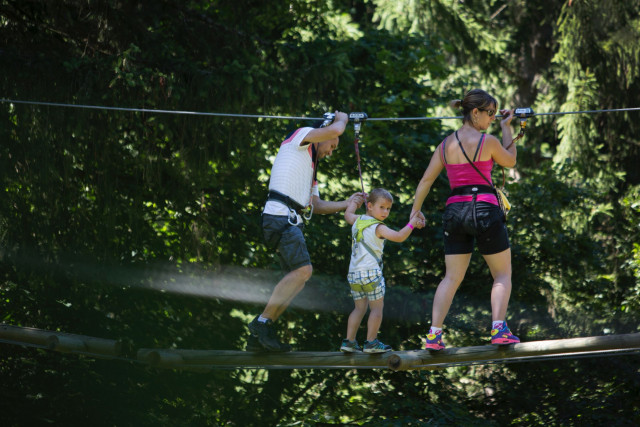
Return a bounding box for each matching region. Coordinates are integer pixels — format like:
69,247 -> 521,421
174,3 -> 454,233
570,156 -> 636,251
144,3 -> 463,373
0,99 -> 320,120
2,98 -> 640,122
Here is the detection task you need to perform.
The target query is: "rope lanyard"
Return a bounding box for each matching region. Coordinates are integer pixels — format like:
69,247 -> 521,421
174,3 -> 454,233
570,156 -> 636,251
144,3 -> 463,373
349,112 -> 368,203
302,113 -> 338,221
501,107 -> 534,187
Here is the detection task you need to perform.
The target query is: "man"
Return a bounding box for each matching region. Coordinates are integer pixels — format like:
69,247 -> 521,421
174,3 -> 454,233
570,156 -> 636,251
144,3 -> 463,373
248,110 -> 364,352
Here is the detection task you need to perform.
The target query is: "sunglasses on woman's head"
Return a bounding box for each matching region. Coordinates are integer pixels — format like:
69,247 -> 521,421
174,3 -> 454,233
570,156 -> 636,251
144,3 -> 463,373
479,108 -> 496,117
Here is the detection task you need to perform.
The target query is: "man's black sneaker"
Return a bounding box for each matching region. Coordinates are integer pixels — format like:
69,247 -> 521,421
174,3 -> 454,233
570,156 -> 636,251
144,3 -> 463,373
248,316 -> 292,352
246,335 -> 267,352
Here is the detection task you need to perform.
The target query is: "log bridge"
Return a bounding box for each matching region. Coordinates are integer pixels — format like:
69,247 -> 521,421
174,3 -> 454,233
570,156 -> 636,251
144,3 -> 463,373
2,324 -> 640,371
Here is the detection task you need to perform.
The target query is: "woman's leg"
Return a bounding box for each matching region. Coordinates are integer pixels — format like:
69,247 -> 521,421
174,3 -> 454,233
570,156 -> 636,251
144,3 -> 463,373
431,253 -> 472,327
482,248 -> 512,321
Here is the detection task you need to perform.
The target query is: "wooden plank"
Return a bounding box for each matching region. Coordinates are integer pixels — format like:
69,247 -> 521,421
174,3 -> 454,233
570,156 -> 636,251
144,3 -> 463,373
387,333 -> 640,370
138,333 -> 640,371
3,323 -> 639,371
0,323 -> 122,357
136,348 -> 397,369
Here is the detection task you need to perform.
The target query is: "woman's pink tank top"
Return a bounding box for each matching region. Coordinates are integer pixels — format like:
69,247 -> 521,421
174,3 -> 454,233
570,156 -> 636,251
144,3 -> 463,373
440,134 -> 499,206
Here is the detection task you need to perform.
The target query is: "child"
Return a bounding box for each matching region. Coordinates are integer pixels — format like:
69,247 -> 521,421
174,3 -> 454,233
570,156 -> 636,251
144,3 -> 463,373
340,188 -> 425,353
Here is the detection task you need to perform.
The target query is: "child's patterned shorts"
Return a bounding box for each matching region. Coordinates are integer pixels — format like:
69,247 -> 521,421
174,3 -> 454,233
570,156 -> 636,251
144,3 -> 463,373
347,269 -> 385,301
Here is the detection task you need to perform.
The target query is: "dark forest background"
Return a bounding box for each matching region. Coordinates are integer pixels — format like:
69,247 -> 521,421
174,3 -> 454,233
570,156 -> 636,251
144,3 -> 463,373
1,0 -> 639,425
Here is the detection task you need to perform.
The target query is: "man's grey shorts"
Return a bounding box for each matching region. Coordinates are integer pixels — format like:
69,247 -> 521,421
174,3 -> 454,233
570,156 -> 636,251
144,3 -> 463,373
262,214 -> 311,271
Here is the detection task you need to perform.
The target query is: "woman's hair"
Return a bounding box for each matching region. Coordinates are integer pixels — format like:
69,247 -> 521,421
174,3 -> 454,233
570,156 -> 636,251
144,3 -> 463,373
450,89 -> 498,123
368,188 -> 393,205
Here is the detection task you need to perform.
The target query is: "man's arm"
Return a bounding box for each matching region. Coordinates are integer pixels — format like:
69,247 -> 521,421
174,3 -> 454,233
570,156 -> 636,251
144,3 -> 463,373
314,192 -> 364,215
301,111 -> 349,145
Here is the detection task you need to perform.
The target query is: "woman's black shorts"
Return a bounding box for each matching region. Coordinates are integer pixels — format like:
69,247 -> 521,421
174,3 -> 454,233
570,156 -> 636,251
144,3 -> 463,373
442,201 -> 510,255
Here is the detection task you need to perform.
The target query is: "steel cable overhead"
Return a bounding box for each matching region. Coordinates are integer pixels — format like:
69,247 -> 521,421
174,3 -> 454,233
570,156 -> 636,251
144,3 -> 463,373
2,98 -> 640,121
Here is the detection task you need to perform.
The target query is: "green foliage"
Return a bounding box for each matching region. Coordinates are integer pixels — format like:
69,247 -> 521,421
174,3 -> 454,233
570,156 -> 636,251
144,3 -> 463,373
1,0 -> 640,425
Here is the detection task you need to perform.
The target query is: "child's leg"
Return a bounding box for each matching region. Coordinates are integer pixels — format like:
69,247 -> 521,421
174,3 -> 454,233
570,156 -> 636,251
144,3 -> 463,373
346,298 -> 368,341
366,297 -> 384,342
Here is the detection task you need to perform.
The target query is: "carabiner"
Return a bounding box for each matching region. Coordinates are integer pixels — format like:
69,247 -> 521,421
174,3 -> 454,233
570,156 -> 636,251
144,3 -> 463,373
287,208 -> 299,226
303,204 -> 314,221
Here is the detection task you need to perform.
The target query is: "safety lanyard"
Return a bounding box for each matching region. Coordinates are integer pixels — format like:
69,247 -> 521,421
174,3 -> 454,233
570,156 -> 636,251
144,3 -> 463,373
501,107 -> 534,186
349,112 -> 368,203
302,144 -> 318,221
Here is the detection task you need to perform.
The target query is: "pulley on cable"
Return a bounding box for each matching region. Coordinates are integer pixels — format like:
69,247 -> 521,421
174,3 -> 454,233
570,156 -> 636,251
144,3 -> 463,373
495,107 -> 535,217
509,107 -> 535,147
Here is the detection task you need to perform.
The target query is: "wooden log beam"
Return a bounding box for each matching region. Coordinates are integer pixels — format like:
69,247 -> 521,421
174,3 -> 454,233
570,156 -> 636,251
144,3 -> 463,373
3,323 -> 639,371
136,348 -> 398,370
387,332 -> 640,371
138,333 -> 640,371
0,323 -> 123,357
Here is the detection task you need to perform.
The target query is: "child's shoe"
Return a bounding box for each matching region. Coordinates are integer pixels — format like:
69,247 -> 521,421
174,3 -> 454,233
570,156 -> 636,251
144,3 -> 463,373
491,322 -> 520,345
363,339 -> 392,353
424,331 -> 445,350
340,339 -> 363,353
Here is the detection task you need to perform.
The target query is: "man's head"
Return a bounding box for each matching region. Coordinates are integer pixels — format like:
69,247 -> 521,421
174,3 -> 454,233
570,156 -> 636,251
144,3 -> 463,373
316,138 -> 339,159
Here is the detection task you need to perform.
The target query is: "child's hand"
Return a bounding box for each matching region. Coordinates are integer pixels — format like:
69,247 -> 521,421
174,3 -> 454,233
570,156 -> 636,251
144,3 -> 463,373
348,192 -> 366,209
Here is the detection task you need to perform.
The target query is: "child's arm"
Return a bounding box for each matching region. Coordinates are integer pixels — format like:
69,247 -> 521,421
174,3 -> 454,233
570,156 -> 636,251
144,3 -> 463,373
344,195 -> 364,226
375,214 -> 423,243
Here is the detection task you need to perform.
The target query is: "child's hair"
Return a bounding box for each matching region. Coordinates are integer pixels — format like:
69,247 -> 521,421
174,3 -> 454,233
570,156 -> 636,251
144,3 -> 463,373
450,89 -> 498,124
368,188 -> 393,205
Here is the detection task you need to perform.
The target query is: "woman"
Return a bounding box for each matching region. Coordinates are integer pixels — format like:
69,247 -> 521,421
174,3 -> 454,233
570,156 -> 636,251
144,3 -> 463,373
411,89 -> 520,350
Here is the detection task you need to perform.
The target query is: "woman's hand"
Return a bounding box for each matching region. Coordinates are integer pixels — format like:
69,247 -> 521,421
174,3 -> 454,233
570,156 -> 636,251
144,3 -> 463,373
500,109 -> 514,128
410,211 -> 426,229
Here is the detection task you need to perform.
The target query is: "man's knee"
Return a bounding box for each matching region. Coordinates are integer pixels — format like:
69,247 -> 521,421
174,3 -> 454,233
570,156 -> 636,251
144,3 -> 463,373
294,264 -> 313,282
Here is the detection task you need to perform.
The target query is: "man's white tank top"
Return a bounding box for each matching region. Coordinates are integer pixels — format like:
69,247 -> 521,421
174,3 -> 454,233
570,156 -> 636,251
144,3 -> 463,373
263,127 -> 319,218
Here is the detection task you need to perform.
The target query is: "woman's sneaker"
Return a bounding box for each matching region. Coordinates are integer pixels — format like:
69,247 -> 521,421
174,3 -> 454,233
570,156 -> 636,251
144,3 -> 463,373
491,322 -> 520,345
340,339 -> 363,353
424,331 -> 445,350
363,339 -> 392,353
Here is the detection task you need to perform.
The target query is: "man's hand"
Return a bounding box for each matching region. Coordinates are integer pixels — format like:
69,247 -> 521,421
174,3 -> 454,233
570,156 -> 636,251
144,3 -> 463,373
347,192 -> 366,209
334,111 -> 349,124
